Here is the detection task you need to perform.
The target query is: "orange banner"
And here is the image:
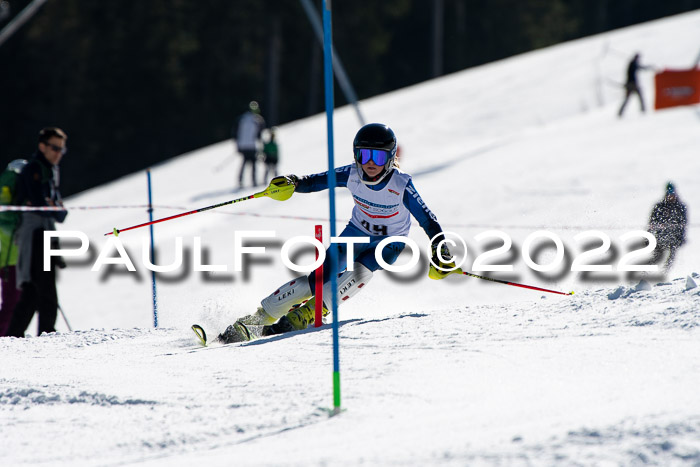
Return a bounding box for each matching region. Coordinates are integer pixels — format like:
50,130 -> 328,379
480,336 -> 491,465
654,68 -> 700,110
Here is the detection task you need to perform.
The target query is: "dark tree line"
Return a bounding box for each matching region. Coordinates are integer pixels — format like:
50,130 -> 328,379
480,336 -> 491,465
1,0 -> 698,196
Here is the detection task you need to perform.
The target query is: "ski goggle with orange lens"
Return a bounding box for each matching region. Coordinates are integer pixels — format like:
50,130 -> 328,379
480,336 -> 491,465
354,148 -> 390,166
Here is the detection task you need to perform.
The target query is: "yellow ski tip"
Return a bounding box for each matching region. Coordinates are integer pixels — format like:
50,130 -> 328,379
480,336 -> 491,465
191,324 -> 207,347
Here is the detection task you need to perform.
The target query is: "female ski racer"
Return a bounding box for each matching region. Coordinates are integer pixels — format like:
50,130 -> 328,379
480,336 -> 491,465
218,123 -> 454,343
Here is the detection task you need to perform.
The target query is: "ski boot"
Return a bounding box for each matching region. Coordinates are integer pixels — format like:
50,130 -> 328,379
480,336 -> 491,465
237,307 -> 276,326
262,298 -> 328,336
217,321 -> 252,344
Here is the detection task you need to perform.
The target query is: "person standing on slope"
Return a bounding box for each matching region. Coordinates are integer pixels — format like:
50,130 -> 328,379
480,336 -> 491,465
618,53 -> 652,117
234,100 -> 266,187
217,123 -> 455,343
261,126 -> 280,183
7,127 -> 68,338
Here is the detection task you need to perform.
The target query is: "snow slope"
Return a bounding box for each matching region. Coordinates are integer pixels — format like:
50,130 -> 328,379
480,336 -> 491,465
2,10 -> 700,466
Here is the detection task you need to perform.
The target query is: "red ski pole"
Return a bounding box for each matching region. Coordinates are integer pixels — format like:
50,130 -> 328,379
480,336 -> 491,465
458,269 -> 574,296
105,178 -> 295,236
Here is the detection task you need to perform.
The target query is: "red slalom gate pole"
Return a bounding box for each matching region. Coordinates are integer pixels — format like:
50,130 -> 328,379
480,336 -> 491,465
314,225 -> 323,327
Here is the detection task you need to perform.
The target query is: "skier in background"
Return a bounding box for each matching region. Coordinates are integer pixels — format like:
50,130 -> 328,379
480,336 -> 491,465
262,127 -> 279,183
234,100 -> 266,187
618,53 -> 652,117
648,182 -> 688,271
217,123 -> 456,343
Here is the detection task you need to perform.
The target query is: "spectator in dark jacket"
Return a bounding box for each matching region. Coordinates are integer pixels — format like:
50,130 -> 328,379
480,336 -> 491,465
618,53 -> 651,117
648,182 -> 688,271
7,127 -> 68,337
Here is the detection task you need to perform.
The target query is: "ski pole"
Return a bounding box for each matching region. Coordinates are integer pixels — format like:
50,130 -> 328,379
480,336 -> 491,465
105,178 -> 295,236
457,268 -> 574,296
434,265 -> 573,296
57,303 -> 73,331
213,154 -> 236,172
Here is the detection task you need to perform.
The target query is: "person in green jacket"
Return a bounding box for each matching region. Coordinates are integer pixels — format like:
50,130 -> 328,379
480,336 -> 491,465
0,227 -> 20,336
7,127 -> 68,337
262,127 -> 279,183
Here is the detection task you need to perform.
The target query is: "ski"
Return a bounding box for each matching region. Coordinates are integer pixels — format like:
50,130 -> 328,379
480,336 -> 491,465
191,321 -> 258,346
192,310 -> 324,346
191,324 -> 207,346
219,321 -> 253,343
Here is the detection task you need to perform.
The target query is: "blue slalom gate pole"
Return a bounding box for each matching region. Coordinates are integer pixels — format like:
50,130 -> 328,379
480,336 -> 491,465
146,170 -> 158,327
322,0 -> 341,415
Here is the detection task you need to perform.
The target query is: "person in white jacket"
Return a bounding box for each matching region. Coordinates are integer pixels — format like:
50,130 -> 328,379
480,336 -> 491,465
233,101 -> 266,187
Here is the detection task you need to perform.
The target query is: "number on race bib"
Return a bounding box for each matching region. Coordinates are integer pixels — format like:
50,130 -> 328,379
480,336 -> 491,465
360,220 -> 388,236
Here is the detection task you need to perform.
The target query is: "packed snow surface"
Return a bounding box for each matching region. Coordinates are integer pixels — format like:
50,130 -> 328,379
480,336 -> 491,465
2,11 -> 700,466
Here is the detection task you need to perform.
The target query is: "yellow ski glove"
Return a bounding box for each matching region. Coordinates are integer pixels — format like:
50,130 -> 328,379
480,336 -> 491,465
265,175 -> 298,201
428,235 -> 459,280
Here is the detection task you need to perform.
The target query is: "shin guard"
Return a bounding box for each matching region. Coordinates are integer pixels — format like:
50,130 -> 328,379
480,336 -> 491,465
322,262 -> 373,307
261,276 -> 312,319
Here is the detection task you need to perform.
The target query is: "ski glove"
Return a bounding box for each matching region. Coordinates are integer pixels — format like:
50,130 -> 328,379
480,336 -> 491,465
270,175 -> 298,188
266,175 -> 298,201
429,234 -> 457,280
